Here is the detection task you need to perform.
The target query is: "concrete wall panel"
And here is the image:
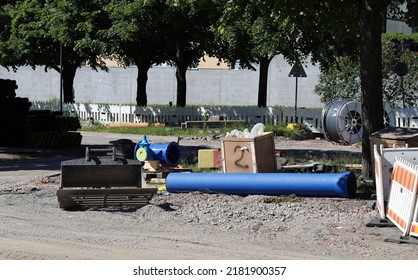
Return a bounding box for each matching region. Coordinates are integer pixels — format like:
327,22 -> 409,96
0,55 -> 322,108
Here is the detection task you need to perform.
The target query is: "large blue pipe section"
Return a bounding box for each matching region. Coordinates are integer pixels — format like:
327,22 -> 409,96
149,142 -> 180,167
166,171 -> 357,198
134,135 -> 180,167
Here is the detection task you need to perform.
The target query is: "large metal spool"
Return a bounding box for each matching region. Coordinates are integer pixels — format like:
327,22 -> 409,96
322,100 -> 362,145
322,100 -> 395,145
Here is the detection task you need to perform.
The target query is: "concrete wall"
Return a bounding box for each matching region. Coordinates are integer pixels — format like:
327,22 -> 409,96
0,55 -> 323,108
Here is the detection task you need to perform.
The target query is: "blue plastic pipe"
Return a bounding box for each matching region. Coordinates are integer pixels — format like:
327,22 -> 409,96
166,171 -> 357,198
149,142 -> 180,167
134,138 -> 180,167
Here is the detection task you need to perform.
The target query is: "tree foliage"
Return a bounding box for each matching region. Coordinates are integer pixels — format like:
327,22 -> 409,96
268,0 -> 361,69
0,3 -> 15,66
314,57 -> 361,103
103,0 -> 219,107
264,0 -> 398,178
213,1 -> 305,107
104,0 -> 171,106
315,36 -> 418,109
406,0 -> 418,27
164,0 -> 220,107
0,0 -> 109,103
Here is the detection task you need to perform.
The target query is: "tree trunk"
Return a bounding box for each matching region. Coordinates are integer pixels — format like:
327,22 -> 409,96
62,64 -> 78,103
175,62 -> 188,107
360,0 -> 385,179
136,63 -> 150,106
257,56 -> 272,107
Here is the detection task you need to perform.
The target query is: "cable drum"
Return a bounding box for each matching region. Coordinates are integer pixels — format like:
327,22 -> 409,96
322,100 -> 363,145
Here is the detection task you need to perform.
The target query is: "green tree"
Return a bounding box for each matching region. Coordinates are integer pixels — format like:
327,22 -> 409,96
46,0 -> 110,102
0,2 -> 14,67
1,0 -> 108,103
384,47 -> 418,108
358,0 -> 386,178
214,0 -> 361,109
263,0 -> 391,178
214,1 -> 304,107
406,0 -> 418,27
269,1 -> 361,68
315,36 -> 418,109
165,0 -> 220,107
103,0 -> 170,106
314,57 -> 361,103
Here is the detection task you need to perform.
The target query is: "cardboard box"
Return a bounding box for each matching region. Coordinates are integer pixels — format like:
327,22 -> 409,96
370,127 -> 418,149
221,132 -> 277,173
370,127 -> 418,167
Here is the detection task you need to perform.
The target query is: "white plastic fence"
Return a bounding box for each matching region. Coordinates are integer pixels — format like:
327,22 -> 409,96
30,101 -> 418,133
30,102 -> 141,123
30,101 -> 323,132
394,108 -> 418,128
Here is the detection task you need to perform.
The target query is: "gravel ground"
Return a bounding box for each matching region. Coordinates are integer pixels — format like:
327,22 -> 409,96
0,131 -> 416,260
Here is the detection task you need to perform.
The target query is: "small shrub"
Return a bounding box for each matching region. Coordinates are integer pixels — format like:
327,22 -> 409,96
270,124 -> 314,140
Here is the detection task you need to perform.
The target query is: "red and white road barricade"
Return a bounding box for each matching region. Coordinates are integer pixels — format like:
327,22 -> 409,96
373,145 -> 386,219
409,205 -> 418,237
386,157 -> 418,235
378,145 -> 418,200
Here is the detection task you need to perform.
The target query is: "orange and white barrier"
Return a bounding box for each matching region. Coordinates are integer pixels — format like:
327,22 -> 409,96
409,208 -> 418,237
378,145 -> 418,200
373,145 -> 386,219
408,187 -> 418,237
386,157 -> 418,235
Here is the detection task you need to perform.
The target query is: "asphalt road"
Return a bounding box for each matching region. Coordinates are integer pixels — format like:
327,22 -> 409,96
0,130 -> 361,179
0,131 -> 213,177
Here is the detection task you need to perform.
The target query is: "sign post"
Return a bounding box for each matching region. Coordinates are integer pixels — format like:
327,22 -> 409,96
288,63 -> 307,122
394,61 -> 408,108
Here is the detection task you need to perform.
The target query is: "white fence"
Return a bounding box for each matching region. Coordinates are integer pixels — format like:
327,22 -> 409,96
30,101 -> 418,133
30,101 -> 323,132
393,108 -> 418,128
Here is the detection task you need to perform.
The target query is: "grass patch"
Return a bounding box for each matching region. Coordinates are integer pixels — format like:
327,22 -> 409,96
81,121 -> 317,141
81,122 -> 316,141
316,153 -> 362,171
353,178 -> 376,199
80,123 -> 219,137
268,124 -> 314,140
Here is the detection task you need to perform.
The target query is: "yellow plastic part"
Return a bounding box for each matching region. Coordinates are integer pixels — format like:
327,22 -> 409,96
287,123 -> 301,130
136,147 -> 148,162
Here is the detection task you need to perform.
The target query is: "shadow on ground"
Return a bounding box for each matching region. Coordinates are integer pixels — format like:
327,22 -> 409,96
0,143 -> 360,173
0,144 -> 208,172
